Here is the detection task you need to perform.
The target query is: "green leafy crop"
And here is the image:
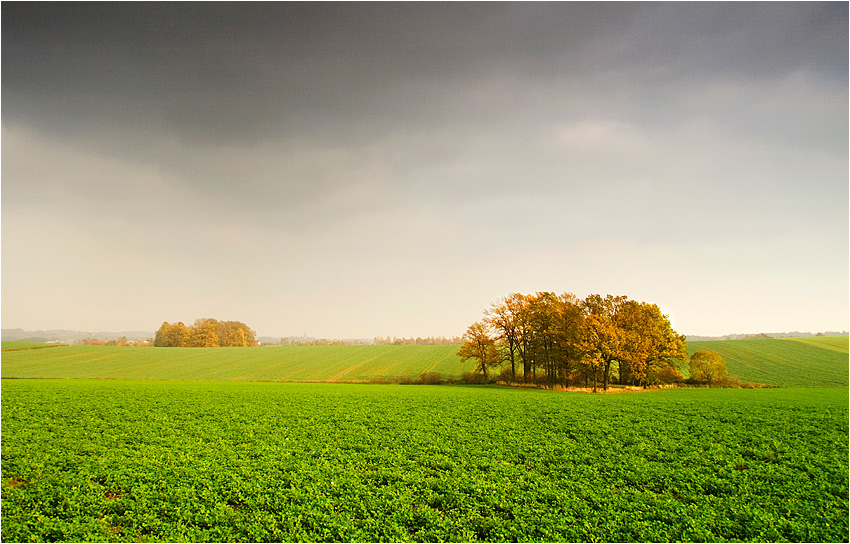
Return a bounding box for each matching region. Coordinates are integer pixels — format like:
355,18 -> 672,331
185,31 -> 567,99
2,381 -> 847,542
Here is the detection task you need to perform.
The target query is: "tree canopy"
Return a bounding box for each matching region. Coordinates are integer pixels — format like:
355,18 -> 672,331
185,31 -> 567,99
465,292 -> 687,390
457,321 -> 502,380
154,319 -> 256,347
689,350 -> 728,383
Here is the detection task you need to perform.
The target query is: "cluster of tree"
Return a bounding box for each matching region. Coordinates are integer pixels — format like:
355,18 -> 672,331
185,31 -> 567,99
154,319 -> 257,347
81,337 -> 151,347
459,292 -> 688,391
373,336 -> 463,346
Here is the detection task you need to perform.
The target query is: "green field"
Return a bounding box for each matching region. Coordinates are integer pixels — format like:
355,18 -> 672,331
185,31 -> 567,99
1,341 -> 67,350
2,336 -> 847,387
0,344 -> 470,382
686,336 -> 848,387
2,380 -> 847,542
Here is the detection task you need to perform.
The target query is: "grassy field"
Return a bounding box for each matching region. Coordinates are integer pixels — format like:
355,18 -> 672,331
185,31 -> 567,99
0,344 -> 471,382
2,336 -> 847,387
686,336 -> 848,387
2,380 -> 847,542
1,341 -> 67,350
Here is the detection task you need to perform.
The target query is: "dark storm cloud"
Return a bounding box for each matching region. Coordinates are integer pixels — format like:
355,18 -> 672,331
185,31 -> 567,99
4,2 -> 845,147
5,1 -> 846,218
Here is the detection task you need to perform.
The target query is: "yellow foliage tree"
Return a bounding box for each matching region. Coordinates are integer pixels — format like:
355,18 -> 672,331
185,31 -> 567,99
689,350 -> 728,383
457,321 -> 501,380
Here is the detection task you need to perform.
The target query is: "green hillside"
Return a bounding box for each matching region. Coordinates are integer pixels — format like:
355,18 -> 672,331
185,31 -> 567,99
2,337 -> 846,387
0,344 -> 471,382
686,336 -> 848,387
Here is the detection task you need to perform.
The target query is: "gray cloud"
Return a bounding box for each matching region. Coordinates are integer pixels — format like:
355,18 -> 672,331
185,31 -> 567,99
2,2 -> 847,337
6,3 -> 844,144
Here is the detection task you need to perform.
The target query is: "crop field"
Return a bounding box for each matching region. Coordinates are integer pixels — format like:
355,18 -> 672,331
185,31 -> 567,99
0,344 -> 470,382
1,341 -> 67,351
2,336 -> 848,387
686,336 -> 848,387
2,380 -> 847,542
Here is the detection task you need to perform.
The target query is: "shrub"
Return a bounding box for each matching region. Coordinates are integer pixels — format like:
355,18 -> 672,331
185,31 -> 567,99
460,371 -> 492,384
417,372 -> 444,385
715,375 -> 742,388
649,365 -> 685,385
496,367 -> 516,383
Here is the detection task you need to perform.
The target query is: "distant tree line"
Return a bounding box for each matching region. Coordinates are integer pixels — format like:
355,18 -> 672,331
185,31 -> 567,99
687,331 -> 848,341
154,319 -> 257,347
81,337 -> 152,347
459,292 -> 688,391
373,336 -> 463,346
278,338 -> 371,346
275,336 -> 463,346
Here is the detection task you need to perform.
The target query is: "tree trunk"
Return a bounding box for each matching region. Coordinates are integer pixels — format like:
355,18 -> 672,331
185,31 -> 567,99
603,360 -> 611,391
521,342 -> 531,383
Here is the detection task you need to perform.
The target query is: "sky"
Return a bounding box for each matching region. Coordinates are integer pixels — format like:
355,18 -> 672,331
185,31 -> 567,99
2,2 -> 848,339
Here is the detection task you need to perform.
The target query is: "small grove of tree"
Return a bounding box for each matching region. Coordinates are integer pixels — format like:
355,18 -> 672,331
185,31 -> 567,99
460,292 -> 687,391
154,319 -> 256,347
688,350 -> 728,384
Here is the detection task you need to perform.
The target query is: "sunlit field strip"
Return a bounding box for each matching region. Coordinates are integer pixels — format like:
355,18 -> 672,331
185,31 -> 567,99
778,335 -> 849,353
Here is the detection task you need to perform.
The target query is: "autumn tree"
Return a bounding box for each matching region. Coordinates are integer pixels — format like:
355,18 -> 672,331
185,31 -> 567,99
576,313 -> 617,392
689,350 -> 728,384
550,292 -> 585,386
216,320 -> 256,347
223,326 -> 248,347
461,292 -> 687,391
485,293 -> 525,381
579,294 -> 627,391
616,300 -> 687,386
190,319 -> 220,347
154,319 -> 256,347
522,292 -> 584,386
154,321 -> 191,347
526,293 -> 557,384
457,321 -> 501,380
514,294 -> 536,383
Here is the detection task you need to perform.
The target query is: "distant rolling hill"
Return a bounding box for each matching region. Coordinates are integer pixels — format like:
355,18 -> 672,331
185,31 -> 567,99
1,337 -> 846,387
686,336 -> 848,387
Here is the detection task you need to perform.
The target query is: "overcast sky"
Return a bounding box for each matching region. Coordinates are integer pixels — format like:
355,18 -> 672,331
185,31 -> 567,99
2,2 -> 847,339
